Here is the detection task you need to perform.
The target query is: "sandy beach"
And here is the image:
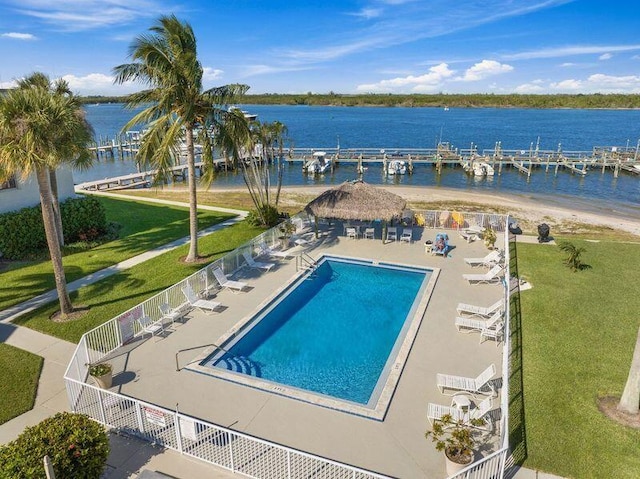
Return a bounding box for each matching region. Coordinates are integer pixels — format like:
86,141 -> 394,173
201,184 -> 640,238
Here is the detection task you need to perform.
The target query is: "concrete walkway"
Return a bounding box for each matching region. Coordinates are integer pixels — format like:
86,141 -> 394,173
0,195 -> 244,477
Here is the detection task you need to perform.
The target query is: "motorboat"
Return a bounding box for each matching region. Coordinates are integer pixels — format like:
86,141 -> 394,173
228,106 -> 258,121
305,151 -> 331,174
387,159 -> 407,175
472,161 -> 495,177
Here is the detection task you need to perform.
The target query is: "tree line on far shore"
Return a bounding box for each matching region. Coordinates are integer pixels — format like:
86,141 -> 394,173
81,92 -> 640,109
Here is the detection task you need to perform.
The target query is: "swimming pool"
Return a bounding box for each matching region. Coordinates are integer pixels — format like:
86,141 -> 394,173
191,255 -> 437,419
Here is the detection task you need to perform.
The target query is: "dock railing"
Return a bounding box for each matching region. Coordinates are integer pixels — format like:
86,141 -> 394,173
64,210 -> 512,479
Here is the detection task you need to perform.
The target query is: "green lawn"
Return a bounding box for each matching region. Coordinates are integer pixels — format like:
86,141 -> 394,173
13,221 -> 263,343
0,344 -> 43,424
0,195 -> 234,312
516,238 -> 640,478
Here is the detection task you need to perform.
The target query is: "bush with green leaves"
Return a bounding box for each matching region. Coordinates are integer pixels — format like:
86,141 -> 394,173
0,196 -> 110,259
246,204 -> 282,227
0,412 -> 109,479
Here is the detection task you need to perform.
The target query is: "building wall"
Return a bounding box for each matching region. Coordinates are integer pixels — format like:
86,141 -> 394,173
0,165 -> 76,214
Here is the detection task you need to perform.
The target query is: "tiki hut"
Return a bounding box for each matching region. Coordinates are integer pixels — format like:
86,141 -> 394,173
304,180 -> 407,240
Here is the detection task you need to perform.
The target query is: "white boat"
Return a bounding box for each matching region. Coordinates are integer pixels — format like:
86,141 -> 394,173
481,162 -> 495,176
228,106 -> 258,121
387,159 -> 407,175
305,151 -> 331,174
472,162 -> 486,176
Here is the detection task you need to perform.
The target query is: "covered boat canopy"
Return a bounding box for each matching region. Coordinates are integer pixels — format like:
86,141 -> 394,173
304,180 -> 406,222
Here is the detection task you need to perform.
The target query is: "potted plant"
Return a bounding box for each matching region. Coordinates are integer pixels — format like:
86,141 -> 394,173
89,363 -> 113,389
425,414 -> 483,476
482,227 -> 497,250
277,220 -> 296,249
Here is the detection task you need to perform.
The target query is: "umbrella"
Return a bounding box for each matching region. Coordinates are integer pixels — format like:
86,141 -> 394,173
452,211 -> 464,228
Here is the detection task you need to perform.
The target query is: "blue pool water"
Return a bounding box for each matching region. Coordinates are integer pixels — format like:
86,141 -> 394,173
202,257 -> 430,405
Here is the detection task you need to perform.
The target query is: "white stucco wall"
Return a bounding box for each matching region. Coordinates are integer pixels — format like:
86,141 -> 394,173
0,165 -> 76,214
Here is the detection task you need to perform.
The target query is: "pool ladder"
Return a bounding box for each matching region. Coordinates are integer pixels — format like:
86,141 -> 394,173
296,252 -> 317,276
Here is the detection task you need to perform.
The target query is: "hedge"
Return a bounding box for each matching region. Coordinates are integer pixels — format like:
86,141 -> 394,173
0,412 -> 109,479
0,196 -> 107,259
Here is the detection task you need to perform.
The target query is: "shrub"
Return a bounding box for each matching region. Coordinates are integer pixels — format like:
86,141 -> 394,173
558,241 -> 588,272
0,196 -> 109,259
0,412 -> 109,479
246,204 -> 281,228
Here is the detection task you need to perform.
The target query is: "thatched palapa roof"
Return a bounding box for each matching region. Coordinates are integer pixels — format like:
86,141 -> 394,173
304,180 -> 406,222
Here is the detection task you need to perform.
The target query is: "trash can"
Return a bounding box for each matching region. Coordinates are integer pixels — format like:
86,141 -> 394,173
537,223 -> 550,243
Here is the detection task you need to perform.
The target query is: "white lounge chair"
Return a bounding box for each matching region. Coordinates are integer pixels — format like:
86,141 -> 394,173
181,284 -> 221,313
137,315 -> 164,340
455,311 -> 504,345
456,298 -> 504,318
346,227 -> 358,239
363,227 -> 375,240
386,226 -> 397,242
258,241 -> 293,259
427,396 -> 494,429
436,364 -> 497,396
464,250 -> 502,268
158,302 -> 188,325
242,251 -> 275,272
212,267 -> 248,294
463,265 -> 503,284
400,228 -> 413,244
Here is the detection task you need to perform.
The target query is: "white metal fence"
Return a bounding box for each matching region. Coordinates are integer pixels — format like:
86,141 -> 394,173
64,210 -> 512,479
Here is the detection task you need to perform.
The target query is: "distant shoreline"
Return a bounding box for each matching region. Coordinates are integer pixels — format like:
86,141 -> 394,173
80,93 -> 640,110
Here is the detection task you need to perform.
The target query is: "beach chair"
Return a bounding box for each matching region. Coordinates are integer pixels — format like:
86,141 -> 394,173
430,233 -> 450,256
455,311 -> 504,345
436,364 -> 497,397
400,228 -> 413,244
346,227 -> 358,239
386,226 -> 397,242
363,227 -> 375,240
427,396 -> 494,429
258,241 -> 293,260
242,251 -> 275,272
158,302 -> 188,326
456,298 -> 504,318
464,250 -> 502,268
181,283 -> 221,313
463,265 -> 503,284
212,267 -> 248,294
137,315 -> 165,340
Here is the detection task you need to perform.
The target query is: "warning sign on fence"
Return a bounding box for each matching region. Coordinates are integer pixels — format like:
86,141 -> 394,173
143,406 -> 166,427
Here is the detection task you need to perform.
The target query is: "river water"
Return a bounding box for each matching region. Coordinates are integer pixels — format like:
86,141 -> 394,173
81,103 -> 640,215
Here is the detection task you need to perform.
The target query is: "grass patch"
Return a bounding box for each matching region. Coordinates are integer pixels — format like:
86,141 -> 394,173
0,344 -> 43,424
517,238 -> 640,478
13,221 -> 263,343
0,195 -> 234,311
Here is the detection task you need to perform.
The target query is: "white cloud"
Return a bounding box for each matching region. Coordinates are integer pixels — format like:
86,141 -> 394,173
587,73 -> 640,91
514,83 -> 544,93
9,0 -> 174,31
349,8 -> 382,19
1,32 -> 36,40
458,60 -> 513,81
202,67 -> 223,82
58,73 -> 139,95
0,80 -> 18,89
356,62 -> 455,93
599,53 -> 612,60
550,79 -> 583,91
560,62 -> 576,67
503,44 -> 640,60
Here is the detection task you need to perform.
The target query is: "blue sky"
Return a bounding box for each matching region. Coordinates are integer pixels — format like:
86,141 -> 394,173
1,0 -> 639,96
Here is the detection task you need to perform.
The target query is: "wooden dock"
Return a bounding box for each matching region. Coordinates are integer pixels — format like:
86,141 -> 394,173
80,138 -> 640,191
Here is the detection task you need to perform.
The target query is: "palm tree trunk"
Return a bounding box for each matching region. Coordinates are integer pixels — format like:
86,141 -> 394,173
185,126 -> 198,262
49,168 -> 65,246
618,327 -> 640,415
36,167 -> 73,315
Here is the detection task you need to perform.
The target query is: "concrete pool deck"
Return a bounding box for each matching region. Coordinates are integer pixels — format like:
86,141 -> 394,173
100,223 -> 506,478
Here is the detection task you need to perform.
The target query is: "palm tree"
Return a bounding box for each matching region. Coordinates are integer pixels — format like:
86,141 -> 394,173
113,15 -> 248,262
0,73 -> 93,317
558,241 -> 587,272
16,73 -> 84,246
